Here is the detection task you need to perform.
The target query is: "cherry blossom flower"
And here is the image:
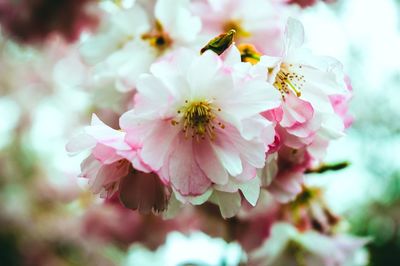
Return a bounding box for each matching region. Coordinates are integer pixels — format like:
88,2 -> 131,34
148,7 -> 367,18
66,114 -> 136,198
80,0 -> 202,92
148,0 -> 202,51
120,46 -> 280,217
263,131 -> 340,202
67,113 -> 172,214
79,4 -> 154,92
244,18 -> 352,202
261,146 -> 309,203
259,18 -> 349,145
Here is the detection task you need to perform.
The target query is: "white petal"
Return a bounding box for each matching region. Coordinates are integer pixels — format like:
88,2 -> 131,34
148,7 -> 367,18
141,120 -> 179,171
239,177 -> 261,206
212,136 -> 243,177
186,50 -> 222,98
173,188 -> 213,205
66,133 -> 96,154
209,191 -> 241,219
284,17 -> 305,54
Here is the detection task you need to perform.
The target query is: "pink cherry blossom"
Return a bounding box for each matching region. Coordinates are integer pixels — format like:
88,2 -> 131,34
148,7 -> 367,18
252,18 -> 349,151
66,114 -> 138,198
80,0 -> 202,93
260,143 -> 311,203
120,46 -> 280,207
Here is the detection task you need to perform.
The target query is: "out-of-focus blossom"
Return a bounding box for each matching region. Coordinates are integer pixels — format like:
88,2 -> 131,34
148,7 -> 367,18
80,0 -> 201,94
285,0 -> 336,8
81,200 -> 199,250
330,76 -> 354,129
278,187 -> 341,234
123,231 -> 245,266
191,0 -> 287,55
287,0 -> 318,8
0,0 -> 99,44
79,4 -> 153,93
250,223 -> 368,266
230,186 -> 342,254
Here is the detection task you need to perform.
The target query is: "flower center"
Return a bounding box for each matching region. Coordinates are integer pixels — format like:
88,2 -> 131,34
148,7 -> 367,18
223,20 -> 251,38
273,64 -> 304,97
142,21 -> 172,54
172,100 -> 224,140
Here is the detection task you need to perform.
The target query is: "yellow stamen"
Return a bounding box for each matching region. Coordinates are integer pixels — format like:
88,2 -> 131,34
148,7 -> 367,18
173,100 -> 224,141
273,64 -> 304,98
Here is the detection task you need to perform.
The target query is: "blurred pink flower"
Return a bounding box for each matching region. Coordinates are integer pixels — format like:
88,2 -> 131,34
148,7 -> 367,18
286,0 -> 336,8
82,200 -> 202,250
287,0 -> 317,8
0,0 -> 99,44
191,0 -> 286,55
250,223 -> 368,266
330,76 -> 354,129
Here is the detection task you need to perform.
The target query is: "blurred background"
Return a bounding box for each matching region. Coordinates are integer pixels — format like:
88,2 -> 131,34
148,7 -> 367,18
0,0 -> 399,265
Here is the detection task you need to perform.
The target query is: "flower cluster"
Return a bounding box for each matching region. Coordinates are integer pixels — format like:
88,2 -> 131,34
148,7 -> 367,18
59,0 -> 364,264
69,0 -> 350,215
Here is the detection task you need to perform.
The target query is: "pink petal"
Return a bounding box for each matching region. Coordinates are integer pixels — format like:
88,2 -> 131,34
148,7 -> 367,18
92,144 -> 122,164
80,155 -> 101,179
281,93 -> 314,128
90,160 -> 130,194
194,140 -> 228,185
169,135 -> 212,196
212,133 -> 243,177
141,120 -> 180,171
